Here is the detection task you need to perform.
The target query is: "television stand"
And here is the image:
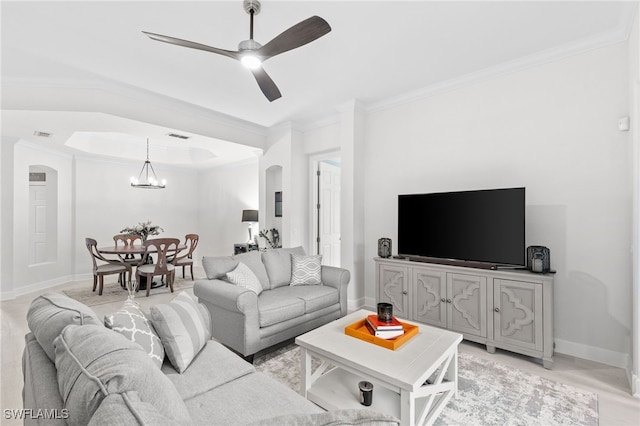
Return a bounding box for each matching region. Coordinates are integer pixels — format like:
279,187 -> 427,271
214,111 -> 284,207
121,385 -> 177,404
404,256 -> 500,270
375,257 -> 554,369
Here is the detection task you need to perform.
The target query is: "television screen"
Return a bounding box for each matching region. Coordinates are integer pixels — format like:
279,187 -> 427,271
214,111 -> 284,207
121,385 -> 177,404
398,187 -> 525,267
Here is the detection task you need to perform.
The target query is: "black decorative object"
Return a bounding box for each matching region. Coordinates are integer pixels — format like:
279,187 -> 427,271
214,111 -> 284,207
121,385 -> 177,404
527,246 -> 550,273
377,302 -> 394,323
358,381 -> 373,406
378,238 -> 392,258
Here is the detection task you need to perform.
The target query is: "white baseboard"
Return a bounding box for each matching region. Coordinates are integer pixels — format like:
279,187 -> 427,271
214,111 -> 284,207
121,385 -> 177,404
347,297 -> 366,312
630,371 -> 640,398
555,338 -> 630,369
0,274 -> 89,301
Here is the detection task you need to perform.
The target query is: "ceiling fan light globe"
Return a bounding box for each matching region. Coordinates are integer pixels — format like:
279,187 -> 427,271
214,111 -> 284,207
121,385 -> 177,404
241,54 -> 262,69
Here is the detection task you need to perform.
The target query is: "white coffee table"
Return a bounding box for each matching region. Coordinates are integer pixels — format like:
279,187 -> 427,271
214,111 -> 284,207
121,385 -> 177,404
295,309 -> 463,426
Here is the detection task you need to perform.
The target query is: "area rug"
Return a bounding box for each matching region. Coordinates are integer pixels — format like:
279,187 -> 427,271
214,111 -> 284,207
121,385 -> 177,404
63,277 -> 195,307
254,345 -> 598,426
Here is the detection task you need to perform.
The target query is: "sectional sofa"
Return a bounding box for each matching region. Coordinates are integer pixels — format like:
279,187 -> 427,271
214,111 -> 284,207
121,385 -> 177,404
22,292 -> 397,425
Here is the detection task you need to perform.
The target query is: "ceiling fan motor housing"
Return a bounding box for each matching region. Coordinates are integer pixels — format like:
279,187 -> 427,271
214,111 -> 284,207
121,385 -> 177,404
239,39 -> 262,51
243,0 -> 261,15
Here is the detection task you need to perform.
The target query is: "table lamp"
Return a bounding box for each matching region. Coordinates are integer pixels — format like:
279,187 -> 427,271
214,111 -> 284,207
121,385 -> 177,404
242,209 -> 259,243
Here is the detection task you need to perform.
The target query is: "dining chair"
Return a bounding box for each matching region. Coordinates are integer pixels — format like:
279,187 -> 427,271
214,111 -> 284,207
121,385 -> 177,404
170,234 -> 199,280
113,234 -> 144,270
136,238 -> 180,297
85,238 -> 131,296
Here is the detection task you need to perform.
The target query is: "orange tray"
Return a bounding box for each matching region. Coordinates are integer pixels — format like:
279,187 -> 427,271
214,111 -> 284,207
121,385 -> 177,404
344,318 -> 419,350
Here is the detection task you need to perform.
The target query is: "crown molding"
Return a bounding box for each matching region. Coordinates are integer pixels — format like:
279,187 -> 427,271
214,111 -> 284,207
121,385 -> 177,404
367,12 -> 635,115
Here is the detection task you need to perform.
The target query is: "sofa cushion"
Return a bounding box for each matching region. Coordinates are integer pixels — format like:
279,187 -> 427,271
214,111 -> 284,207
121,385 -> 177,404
233,250 -> 270,290
27,292 -> 103,361
262,246 -> 306,289
251,409 -> 400,426
224,262 -> 263,295
202,256 -> 238,280
163,340 -> 256,400
287,285 -> 340,314
54,324 -> 191,426
257,288 -> 305,327
104,299 -> 165,368
184,371 -> 324,425
88,391 -> 182,426
150,291 -> 210,373
290,254 -> 323,286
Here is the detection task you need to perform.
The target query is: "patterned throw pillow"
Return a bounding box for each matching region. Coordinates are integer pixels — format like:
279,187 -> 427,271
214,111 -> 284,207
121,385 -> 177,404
225,262 -> 263,295
290,254 -> 323,286
105,299 -> 164,369
149,292 -> 210,373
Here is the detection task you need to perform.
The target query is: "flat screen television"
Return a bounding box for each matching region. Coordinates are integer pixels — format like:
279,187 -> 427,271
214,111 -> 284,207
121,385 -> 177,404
397,187 -> 525,268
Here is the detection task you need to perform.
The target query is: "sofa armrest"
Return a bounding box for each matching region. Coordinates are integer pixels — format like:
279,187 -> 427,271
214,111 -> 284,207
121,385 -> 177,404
193,279 -> 261,357
193,279 -> 257,314
320,266 -> 351,317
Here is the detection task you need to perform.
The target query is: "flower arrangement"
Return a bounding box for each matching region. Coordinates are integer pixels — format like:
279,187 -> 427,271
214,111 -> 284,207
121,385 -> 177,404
259,228 -> 281,249
120,220 -> 163,242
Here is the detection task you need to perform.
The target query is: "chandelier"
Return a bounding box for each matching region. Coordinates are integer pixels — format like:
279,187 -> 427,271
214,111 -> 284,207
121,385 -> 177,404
130,139 -> 166,189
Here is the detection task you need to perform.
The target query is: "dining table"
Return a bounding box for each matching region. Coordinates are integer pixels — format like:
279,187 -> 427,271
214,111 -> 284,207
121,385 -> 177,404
98,242 -> 187,290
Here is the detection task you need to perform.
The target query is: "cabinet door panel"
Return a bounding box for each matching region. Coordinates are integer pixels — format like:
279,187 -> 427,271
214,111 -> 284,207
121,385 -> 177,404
447,273 -> 487,338
494,279 -> 543,351
413,269 -> 446,328
378,265 -> 409,318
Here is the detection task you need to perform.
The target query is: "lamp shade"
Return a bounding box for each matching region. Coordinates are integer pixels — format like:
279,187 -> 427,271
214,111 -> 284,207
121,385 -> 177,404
242,210 -> 259,223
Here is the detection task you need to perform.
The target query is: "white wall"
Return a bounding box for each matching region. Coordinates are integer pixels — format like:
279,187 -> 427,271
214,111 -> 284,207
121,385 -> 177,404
197,159 -> 259,257
0,143 -> 259,298
628,5 -> 640,396
12,142 -> 74,292
360,42 -> 631,367
73,156 -> 200,276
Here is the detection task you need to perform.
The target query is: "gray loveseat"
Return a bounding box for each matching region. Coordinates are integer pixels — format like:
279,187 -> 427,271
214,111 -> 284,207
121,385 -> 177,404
22,292 -> 397,425
194,247 -> 350,358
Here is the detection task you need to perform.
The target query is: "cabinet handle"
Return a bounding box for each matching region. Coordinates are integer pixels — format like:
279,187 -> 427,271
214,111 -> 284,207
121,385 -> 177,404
447,299 -> 452,303
402,290 -> 408,295
440,298 -> 446,303
494,308 -> 500,313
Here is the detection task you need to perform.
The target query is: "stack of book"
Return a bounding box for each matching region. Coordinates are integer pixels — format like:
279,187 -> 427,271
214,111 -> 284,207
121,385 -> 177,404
365,314 -> 405,339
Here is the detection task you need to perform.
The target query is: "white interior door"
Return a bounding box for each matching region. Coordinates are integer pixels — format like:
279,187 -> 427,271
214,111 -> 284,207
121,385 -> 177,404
29,185 -> 47,264
318,161 -> 341,266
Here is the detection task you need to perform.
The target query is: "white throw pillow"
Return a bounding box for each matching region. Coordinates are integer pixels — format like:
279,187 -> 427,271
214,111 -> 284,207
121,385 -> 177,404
290,254 -> 322,286
225,262 -> 263,295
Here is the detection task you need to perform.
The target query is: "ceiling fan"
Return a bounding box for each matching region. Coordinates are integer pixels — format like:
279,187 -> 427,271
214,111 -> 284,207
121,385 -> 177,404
143,0 -> 331,102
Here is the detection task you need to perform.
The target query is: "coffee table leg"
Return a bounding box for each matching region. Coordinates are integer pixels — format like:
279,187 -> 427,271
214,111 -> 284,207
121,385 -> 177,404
300,347 -> 312,397
400,390 -> 414,426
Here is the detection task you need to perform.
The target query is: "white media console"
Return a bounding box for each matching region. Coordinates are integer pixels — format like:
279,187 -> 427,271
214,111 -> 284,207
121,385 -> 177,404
375,257 -> 554,368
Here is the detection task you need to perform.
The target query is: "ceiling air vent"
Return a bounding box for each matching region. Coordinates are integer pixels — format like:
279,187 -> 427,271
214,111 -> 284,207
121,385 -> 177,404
33,131 -> 53,138
167,133 -> 190,140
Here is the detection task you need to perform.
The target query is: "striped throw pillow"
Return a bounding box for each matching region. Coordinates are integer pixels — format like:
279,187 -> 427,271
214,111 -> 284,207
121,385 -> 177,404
149,292 -> 209,373
290,254 -> 323,286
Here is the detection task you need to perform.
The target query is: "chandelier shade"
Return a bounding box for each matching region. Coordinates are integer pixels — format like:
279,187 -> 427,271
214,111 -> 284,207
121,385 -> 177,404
131,139 -> 166,189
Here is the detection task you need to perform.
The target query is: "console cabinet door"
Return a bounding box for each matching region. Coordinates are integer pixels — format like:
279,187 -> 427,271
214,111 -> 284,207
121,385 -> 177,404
447,273 -> 487,338
412,268 -> 447,328
494,279 -> 543,351
377,264 -> 409,319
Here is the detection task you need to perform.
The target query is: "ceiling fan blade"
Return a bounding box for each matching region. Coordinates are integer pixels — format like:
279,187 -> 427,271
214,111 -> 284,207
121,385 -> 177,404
258,16 -> 331,60
250,67 -> 282,102
142,31 -> 240,61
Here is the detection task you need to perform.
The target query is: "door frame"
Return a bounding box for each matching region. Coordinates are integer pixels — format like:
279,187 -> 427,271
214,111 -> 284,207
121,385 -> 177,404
309,151 -> 341,257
